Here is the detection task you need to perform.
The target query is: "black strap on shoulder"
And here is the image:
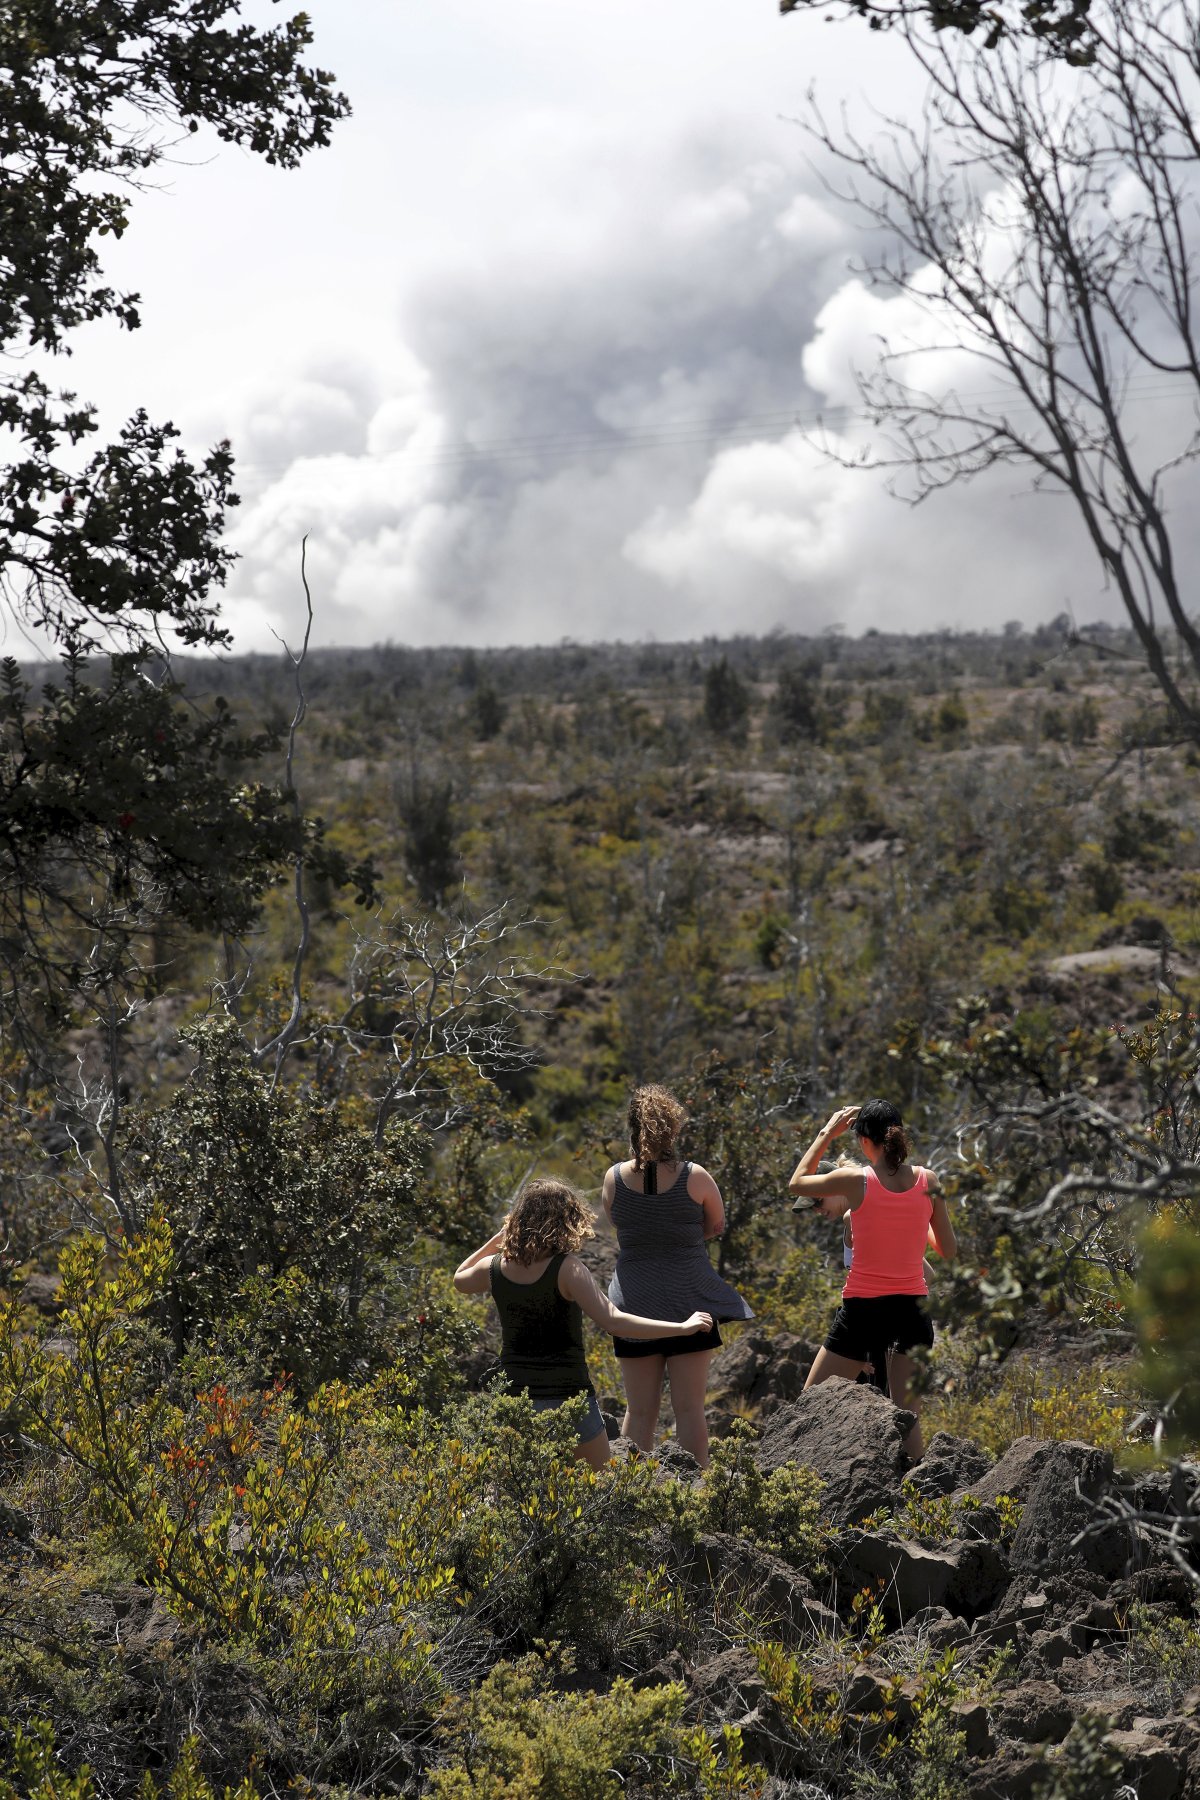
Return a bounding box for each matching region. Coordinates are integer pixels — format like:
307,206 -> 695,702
645,1160 -> 657,1194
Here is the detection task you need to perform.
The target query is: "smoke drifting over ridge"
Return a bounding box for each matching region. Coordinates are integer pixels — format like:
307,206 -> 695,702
217,118 -> 1150,651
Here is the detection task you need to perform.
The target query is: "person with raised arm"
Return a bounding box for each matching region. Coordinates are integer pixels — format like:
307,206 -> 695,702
454,1177 -> 713,1469
789,1099 -> 956,1459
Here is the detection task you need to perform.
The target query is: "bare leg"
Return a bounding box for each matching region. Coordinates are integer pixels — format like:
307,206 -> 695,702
804,1345 -> 870,1389
577,1428 -> 611,1470
665,1350 -> 713,1468
887,1351 -> 924,1460
620,1354 -> 667,1452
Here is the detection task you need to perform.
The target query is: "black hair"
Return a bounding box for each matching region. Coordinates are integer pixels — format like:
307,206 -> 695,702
854,1098 -> 909,1174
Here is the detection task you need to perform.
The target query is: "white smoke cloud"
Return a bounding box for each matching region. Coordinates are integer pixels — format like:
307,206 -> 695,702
209,89 -> 1194,649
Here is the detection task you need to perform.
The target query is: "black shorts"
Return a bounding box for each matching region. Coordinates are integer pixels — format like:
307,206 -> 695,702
824,1295 -> 934,1362
613,1322 -> 724,1359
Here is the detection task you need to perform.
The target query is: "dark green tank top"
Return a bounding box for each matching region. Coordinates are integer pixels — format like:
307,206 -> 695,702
490,1252 -> 593,1399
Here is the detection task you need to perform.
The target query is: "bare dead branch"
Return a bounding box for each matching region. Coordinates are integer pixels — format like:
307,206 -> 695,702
256,538 -> 315,1089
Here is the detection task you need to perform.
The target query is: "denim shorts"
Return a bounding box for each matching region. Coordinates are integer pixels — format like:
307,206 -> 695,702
531,1390 -> 607,1445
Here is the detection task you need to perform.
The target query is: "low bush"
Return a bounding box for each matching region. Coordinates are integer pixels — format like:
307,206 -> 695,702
664,1420 -> 828,1575
427,1653 -> 687,1799
925,1363 -> 1131,1457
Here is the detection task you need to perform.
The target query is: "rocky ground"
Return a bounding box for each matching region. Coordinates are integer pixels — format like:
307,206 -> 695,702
619,1376 -> 1200,1800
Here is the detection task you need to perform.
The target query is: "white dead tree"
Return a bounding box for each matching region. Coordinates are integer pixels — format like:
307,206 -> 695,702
340,903 -> 571,1142
804,0 -> 1200,740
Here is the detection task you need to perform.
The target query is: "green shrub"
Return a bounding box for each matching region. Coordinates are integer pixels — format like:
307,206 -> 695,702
925,1363 -> 1131,1456
1080,854 -> 1124,913
0,1723 -> 260,1800
754,1640 -> 972,1799
1032,1714 -> 1124,1799
1126,1607 -> 1200,1703
665,1420 -> 828,1575
753,913 -> 790,970
442,1392 -> 676,1665
130,1016 -> 428,1390
1105,804 -> 1173,866
741,1242 -> 844,1345
1134,1209 -> 1200,1443
427,1654 -> 686,1799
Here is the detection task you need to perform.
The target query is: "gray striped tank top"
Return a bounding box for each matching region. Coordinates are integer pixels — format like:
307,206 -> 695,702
607,1162 -> 753,1323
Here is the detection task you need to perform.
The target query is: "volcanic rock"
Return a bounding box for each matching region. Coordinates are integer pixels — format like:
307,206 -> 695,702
755,1382 -> 914,1526
904,1431 -> 992,1499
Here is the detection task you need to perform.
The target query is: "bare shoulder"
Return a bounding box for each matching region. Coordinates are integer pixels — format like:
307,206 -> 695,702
558,1252 -> 596,1297
686,1161 -> 720,1205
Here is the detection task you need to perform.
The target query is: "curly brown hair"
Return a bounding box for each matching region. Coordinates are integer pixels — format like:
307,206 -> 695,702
628,1084 -> 687,1168
500,1178 -> 596,1265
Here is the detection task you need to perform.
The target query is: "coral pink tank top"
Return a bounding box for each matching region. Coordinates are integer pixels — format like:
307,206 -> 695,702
842,1166 -> 932,1299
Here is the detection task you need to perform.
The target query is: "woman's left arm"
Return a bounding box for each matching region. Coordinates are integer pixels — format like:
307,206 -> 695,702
452,1227 -> 506,1295
688,1163 -> 725,1239
928,1182 -> 957,1261
600,1164 -> 617,1229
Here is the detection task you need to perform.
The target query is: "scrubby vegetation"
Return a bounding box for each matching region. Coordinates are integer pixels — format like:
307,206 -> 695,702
3,622 -> 1200,1796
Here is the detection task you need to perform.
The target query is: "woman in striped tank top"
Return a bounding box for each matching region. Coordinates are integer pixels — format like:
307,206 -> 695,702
603,1085 -> 753,1468
788,1099 -> 956,1459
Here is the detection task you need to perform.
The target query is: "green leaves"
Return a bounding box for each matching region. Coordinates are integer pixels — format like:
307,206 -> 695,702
1134,1209 -> 1200,1443
0,653 -> 378,1050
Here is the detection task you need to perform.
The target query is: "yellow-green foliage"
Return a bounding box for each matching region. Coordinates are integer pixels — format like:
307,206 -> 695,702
1127,1606 -> 1200,1701
0,1726 -> 258,1800
755,1639 -> 996,1799
0,1222 -> 461,1707
663,1420 -> 828,1574
678,1724 -> 767,1798
437,1391 -> 675,1657
0,1222 -> 701,1705
926,1362 -> 1130,1457
1134,1209 -> 1200,1442
1032,1714 -> 1124,1799
754,1640 -> 846,1745
0,1720 -> 95,1800
426,1654 -> 686,1799
739,1244 -> 844,1346
881,1490 -> 1023,1546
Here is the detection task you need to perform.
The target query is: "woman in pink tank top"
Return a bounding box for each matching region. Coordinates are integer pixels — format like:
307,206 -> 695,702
787,1099 -> 956,1459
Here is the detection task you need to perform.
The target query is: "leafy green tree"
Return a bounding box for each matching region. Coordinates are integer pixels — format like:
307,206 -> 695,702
400,771 -> 460,906
0,4 -> 366,1063
702,657 -> 750,740
771,664 -> 822,743
678,1052 -> 805,1277
129,1017 -> 430,1387
1,653 -> 372,1045
2,1 -> 346,653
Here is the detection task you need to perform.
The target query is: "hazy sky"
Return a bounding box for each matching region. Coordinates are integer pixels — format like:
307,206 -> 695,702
56,0 -> 1160,650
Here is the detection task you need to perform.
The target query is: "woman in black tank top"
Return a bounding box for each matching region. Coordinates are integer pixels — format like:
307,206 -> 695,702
454,1178 -> 714,1469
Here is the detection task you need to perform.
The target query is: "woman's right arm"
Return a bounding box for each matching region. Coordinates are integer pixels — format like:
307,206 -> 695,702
788,1105 -> 860,1194
789,1168 -> 865,1219
559,1256 -> 712,1339
452,1228 -> 506,1295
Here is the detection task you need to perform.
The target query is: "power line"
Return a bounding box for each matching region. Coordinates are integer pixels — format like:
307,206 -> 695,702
228,369 -> 1200,483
